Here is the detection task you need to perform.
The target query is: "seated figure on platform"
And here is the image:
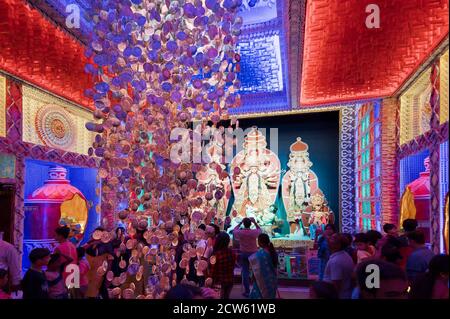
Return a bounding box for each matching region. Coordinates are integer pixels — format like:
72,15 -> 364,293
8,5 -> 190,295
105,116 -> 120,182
306,189 -> 334,240
282,138 -> 319,237
256,205 -> 284,238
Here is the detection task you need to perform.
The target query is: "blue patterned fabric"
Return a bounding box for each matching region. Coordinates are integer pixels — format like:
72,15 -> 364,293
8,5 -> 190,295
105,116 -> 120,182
249,248 -> 277,299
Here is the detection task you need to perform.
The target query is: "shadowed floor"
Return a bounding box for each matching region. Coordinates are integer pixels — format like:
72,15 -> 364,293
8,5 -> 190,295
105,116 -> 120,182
229,284 -> 310,299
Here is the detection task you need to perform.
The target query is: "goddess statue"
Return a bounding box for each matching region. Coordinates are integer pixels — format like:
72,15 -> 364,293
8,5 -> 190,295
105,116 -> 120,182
281,137 -> 319,236
230,127 -> 281,219
305,189 -> 334,240
196,140 -> 231,226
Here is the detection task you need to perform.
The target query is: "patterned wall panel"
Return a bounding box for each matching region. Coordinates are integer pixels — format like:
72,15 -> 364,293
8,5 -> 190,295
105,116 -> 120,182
380,98 -> 399,226
430,62 -> 442,253
440,50 -> 449,124
339,106 -> 356,233
238,32 -> 283,93
287,0 -> 306,109
0,75 -> 5,138
0,77 -> 99,265
355,101 -> 382,231
22,85 -> 94,155
230,0 -> 292,115
439,141 -> 448,253
400,67 -> 432,145
397,54 -> 449,251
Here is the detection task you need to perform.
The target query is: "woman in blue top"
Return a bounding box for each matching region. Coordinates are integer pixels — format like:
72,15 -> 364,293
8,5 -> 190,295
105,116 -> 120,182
249,233 -> 278,299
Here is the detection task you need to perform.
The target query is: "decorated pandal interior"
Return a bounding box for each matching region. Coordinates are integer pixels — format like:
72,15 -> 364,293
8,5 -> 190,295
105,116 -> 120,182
0,0 -> 449,296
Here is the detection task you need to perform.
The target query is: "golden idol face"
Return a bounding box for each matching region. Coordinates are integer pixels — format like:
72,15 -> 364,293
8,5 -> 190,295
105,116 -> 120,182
311,195 -> 324,206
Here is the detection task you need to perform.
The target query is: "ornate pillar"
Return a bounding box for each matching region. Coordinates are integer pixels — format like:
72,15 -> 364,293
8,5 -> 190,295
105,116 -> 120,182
380,98 -> 399,225
429,61 -> 441,253
339,106 -> 356,233
288,0 -> 306,108
6,78 -> 25,260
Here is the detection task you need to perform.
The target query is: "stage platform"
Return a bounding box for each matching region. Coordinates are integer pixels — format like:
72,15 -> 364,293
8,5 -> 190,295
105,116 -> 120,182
271,236 -> 315,250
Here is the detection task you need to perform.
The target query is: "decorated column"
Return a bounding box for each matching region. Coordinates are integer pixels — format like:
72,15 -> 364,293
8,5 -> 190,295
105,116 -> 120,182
380,98 -> 399,226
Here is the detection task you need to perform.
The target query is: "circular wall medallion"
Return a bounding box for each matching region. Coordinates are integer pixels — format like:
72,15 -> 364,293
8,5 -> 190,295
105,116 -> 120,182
35,105 -> 76,150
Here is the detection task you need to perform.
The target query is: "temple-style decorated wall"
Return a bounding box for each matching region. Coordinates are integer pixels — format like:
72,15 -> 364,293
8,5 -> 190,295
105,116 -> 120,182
21,85 -> 95,155
350,45 -> 448,252
396,48 -> 449,252
380,98 -> 399,227
229,0 -> 294,115
0,73 -> 100,267
355,101 -> 382,231
353,99 -> 398,232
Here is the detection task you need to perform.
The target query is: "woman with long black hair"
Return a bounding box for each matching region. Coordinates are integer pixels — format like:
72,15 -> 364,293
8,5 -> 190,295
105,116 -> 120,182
249,233 -> 278,299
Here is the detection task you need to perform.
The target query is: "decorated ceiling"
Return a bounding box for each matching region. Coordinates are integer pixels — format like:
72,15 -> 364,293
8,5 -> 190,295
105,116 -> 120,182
0,0 -> 93,108
1,0 -> 448,111
301,0 -> 449,106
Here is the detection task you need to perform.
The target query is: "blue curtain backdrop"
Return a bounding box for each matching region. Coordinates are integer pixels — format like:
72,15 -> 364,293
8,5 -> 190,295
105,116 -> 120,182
224,111 -> 340,234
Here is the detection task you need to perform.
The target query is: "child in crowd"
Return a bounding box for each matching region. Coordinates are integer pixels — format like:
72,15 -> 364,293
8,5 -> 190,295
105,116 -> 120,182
342,233 -> 357,264
22,248 -> 51,299
398,219 -> 418,269
76,247 -> 90,298
354,233 -> 375,264
383,223 -> 398,237
317,224 -> 336,280
45,253 -> 72,299
0,269 -> 10,299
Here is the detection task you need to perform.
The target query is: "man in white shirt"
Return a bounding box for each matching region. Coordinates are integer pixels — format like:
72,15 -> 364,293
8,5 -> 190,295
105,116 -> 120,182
0,233 -> 21,292
323,233 -> 354,299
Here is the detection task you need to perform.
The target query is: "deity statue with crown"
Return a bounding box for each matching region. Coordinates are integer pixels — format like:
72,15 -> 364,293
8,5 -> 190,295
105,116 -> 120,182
282,137 -> 319,236
256,204 -> 284,238
305,189 -> 334,240
230,127 -> 281,220
196,140 -> 231,226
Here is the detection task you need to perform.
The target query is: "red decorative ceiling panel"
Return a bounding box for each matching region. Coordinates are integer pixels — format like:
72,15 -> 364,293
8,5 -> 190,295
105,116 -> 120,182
300,0 -> 449,106
0,0 -> 93,109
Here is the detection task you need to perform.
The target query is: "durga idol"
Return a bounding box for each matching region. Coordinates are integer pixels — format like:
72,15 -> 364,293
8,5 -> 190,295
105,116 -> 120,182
230,127 -> 281,218
282,137 -> 319,236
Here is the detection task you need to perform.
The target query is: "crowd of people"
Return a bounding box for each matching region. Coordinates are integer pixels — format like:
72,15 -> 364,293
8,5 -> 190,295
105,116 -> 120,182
313,219 -> 449,299
0,217 -> 448,300
0,216 -> 277,300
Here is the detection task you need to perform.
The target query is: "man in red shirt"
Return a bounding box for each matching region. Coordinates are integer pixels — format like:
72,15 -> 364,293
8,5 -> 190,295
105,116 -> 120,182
233,218 -> 261,297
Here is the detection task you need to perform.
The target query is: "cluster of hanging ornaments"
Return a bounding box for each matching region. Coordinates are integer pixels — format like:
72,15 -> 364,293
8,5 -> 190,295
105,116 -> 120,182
85,0 -> 242,298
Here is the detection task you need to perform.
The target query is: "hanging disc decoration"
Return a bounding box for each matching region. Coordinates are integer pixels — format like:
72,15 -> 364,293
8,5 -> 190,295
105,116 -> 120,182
85,0 -> 242,299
